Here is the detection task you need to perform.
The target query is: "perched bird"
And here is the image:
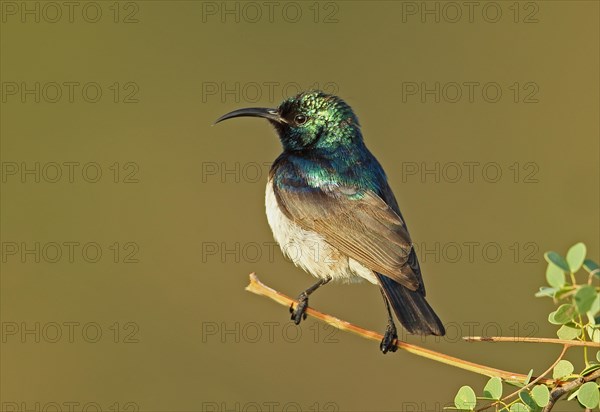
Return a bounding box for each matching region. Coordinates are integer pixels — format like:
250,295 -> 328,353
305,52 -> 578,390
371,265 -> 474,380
215,91 -> 445,353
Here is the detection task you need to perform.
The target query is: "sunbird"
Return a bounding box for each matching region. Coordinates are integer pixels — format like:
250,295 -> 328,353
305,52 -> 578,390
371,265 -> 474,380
215,91 -> 445,353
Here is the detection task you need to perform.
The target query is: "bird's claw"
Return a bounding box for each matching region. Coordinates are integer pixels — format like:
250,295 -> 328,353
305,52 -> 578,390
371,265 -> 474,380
290,292 -> 309,325
380,322 -> 398,354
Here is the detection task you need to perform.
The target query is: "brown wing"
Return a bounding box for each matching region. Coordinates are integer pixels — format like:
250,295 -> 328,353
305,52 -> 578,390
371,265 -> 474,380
273,182 -> 420,290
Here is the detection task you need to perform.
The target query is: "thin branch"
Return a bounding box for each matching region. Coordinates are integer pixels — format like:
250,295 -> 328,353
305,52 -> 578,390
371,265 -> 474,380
246,273 -> 555,385
477,345 -> 570,412
542,368 -> 600,412
465,336 -> 600,348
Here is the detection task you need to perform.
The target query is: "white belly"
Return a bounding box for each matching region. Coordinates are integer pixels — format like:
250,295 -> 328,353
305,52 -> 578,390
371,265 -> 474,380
265,180 -> 377,284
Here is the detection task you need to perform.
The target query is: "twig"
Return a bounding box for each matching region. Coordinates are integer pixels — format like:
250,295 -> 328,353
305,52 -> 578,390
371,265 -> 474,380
464,336 -> 600,348
245,273 -> 555,385
477,345 -> 570,412
542,368 -> 600,412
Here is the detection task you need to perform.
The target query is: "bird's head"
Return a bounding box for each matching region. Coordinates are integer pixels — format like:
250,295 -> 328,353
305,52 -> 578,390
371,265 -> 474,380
215,90 -> 362,151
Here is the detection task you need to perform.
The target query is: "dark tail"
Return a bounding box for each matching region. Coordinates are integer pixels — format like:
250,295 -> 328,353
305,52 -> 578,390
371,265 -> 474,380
376,273 -> 445,336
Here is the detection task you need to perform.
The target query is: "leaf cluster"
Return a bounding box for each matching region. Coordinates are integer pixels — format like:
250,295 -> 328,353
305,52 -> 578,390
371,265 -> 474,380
450,243 -> 600,411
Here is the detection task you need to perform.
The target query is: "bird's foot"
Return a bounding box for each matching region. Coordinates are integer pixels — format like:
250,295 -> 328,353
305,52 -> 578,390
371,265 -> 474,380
289,292 -> 309,325
380,322 -> 398,354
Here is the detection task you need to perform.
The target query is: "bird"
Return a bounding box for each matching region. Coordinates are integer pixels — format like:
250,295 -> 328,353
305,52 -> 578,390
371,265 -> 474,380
215,90 -> 445,353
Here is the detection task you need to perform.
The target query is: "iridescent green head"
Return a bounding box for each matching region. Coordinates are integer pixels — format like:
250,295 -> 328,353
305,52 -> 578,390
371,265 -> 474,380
215,90 -> 362,151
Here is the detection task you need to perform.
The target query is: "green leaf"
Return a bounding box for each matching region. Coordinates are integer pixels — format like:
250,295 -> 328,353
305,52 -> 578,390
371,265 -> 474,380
554,285 -> 576,300
509,403 -> 528,412
566,242 -> 586,273
547,312 -> 560,325
587,325 -> 600,343
535,287 -> 557,298
553,360 -> 574,379
519,391 -> 541,411
568,388 -> 580,400
530,385 -> 550,407
583,259 -> 599,276
557,324 -> 581,340
544,251 -> 570,272
548,304 -> 576,325
575,285 -> 597,314
454,385 -> 476,410
567,388 -> 580,400
597,350 -> 600,362
546,264 -> 565,288
525,369 -> 534,385
483,377 -> 502,400
588,294 -> 600,320
580,363 -> 600,376
577,382 -> 600,408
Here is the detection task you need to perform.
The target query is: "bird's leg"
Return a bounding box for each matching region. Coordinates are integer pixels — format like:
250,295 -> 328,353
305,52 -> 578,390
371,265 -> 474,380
379,288 -> 399,354
290,276 -> 332,325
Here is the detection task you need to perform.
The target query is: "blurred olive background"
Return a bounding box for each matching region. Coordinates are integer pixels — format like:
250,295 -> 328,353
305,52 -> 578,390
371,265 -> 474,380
1,1 -> 598,411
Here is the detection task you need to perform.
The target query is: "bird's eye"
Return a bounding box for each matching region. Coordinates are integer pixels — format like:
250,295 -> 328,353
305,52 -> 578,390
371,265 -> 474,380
294,114 -> 307,125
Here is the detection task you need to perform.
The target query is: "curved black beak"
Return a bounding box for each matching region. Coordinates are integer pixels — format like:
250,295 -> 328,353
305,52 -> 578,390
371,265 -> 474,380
214,107 -> 284,125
